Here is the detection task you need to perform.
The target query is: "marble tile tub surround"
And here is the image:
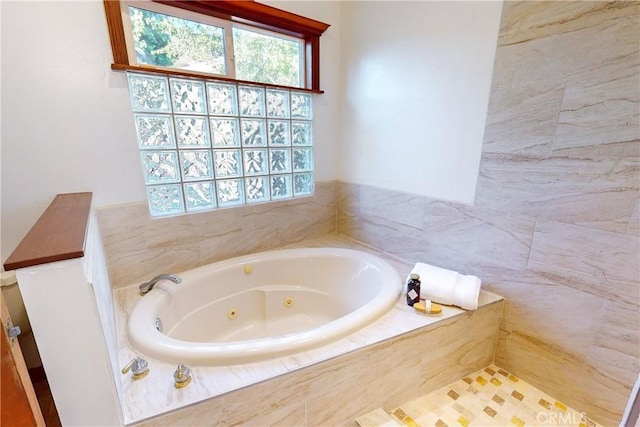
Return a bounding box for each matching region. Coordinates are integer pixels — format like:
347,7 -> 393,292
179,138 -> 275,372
339,2 -> 639,424
114,234 -> 504,425
97,180 -> 336,288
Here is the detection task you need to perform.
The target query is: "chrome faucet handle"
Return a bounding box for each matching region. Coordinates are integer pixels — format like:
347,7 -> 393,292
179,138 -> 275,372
139,274 -> 182,296
174,364 -> 192,389
122,356 -> 149,380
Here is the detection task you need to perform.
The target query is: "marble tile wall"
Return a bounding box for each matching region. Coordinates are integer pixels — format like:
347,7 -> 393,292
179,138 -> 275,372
97,181 -> 336,287
338,2 -> 639,425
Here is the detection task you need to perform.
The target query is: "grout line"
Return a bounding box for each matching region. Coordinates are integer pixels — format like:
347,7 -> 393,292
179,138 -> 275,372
371,364 -> 603,427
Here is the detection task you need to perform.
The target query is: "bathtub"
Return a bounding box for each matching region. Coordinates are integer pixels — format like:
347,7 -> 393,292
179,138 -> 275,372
127,247 -> 402,365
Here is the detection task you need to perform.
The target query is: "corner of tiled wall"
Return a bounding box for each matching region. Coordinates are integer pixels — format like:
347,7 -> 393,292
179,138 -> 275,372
337,2 -> 639,424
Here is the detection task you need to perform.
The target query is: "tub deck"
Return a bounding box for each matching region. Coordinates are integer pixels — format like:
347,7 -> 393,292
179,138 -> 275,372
114,233 -> 503,425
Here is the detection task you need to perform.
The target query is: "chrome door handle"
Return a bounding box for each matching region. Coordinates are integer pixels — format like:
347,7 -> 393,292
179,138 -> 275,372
7,325 -> 21,338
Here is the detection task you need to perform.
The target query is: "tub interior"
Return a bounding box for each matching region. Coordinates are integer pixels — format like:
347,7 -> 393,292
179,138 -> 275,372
127,247 -> 404,366
164,285 -> 350,342
154,253 -> 387,343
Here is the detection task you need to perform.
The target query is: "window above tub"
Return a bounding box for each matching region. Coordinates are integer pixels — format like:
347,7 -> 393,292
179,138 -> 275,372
127,72 -> 314,216
104,1 -> 326,216
103,0 -> 330,92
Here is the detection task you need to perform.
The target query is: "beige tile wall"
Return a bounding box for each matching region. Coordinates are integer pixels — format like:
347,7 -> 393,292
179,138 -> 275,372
97,181 -> 336,287
338,2 -> 639,425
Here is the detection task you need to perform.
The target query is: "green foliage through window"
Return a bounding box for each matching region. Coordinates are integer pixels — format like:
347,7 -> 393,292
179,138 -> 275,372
233,28 -> 302,88
127,5 -> 304,88
129,7 -> 226,75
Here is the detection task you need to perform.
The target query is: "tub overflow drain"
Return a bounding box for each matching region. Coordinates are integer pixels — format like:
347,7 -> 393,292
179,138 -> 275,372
284,297 -> 294,308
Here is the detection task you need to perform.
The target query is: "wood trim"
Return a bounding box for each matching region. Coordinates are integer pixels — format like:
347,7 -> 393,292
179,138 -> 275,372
3,193 -> 93,271
153,0 -> 330,36
111,63 -> 324,94
307,36 -> 321,92
103,0 -> 129,65
103,0 -> 329,91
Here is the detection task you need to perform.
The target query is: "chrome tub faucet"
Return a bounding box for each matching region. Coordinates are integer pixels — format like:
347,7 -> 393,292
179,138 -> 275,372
139,274 -> 182,295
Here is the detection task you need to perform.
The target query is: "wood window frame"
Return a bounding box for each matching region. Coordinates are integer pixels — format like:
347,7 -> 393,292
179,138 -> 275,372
103,0 -> 330,93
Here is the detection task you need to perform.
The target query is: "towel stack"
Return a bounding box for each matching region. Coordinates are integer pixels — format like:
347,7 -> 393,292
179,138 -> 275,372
407,263 -> 481,310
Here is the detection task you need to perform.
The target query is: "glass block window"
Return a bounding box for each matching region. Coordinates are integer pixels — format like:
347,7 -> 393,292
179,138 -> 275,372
127,72 -> 313,217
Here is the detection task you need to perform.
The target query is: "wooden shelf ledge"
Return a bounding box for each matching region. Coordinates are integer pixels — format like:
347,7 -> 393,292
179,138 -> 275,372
4,193 -> 93,271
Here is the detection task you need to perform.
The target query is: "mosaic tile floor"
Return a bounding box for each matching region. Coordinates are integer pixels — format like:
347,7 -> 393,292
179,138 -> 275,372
357,365 -> 602,427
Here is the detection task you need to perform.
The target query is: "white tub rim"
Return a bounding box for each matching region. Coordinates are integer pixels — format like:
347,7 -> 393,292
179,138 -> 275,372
127,247 -> 402,365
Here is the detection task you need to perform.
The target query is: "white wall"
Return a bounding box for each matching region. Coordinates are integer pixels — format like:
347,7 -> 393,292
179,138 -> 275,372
338,1 -> 503,204
1,0 -> 142,264
0,0 -> 341,263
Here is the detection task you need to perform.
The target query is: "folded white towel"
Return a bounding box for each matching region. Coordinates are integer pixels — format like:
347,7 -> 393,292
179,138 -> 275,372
407,263 -> 481,310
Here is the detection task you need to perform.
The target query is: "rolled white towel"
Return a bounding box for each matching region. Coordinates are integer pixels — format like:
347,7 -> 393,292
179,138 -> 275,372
407,263 -> 481,310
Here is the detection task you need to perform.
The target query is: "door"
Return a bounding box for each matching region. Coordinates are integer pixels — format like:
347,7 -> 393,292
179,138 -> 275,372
1,292 -> 45,426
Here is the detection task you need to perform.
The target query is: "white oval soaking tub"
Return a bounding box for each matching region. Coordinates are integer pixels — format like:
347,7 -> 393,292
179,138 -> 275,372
127,248 -> 402,365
